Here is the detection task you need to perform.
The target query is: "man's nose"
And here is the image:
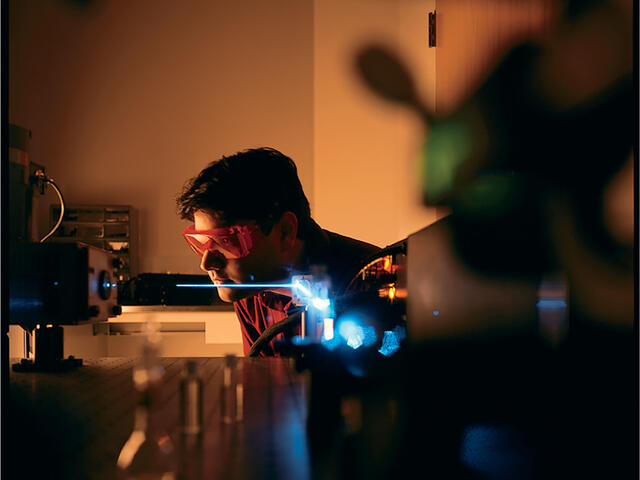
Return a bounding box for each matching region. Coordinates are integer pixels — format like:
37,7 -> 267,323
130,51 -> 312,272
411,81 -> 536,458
200,249 -> 226,272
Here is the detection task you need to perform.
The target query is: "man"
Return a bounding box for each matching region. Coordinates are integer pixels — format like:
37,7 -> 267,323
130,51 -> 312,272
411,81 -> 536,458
177,147 -> 380,356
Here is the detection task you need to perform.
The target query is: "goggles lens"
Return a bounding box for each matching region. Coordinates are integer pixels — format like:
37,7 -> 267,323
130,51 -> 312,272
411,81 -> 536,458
183,224 -> 258,259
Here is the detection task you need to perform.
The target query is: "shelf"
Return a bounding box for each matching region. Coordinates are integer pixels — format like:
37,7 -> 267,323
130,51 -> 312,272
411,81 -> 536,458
49,204 -> 137,281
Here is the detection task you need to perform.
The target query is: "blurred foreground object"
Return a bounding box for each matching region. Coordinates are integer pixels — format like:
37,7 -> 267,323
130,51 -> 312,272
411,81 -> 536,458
117,318 -> 177,479
354,1 -> 636,478
356,0 -> 634,330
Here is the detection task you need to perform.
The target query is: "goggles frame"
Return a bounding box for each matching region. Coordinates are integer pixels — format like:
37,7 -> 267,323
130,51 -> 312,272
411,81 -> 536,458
182,224 -> 260,259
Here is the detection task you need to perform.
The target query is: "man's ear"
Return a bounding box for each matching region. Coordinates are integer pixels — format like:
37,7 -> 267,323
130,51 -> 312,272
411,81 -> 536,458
277,211 -> 299,251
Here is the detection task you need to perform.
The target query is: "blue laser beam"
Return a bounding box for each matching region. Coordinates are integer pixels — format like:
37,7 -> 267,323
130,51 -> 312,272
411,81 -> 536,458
292,280 -> 312,297
176,283 -> 296,289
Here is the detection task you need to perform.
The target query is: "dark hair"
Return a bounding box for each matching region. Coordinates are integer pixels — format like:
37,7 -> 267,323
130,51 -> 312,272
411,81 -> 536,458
176,147 -> 312,238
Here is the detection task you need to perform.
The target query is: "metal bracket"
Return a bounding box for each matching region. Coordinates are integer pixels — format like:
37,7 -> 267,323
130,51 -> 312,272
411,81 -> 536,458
428,11 -> 436,47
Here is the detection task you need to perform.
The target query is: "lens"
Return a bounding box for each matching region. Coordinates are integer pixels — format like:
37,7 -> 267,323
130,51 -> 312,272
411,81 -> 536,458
211,235 -> 244,258
183,225 -> 254,259
185,236 -> 207,257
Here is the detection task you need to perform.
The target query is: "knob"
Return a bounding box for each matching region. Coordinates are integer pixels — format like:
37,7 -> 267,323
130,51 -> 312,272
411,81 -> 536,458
88,305 -> 100,317
111,305 -> 122,316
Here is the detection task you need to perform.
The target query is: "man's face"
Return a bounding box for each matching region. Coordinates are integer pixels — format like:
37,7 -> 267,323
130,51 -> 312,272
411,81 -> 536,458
192,209 -> 285,302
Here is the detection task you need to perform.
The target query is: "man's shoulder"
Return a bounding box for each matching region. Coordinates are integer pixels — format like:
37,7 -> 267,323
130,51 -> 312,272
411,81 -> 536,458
323,230 -> 380,260
317,229 -> 381,292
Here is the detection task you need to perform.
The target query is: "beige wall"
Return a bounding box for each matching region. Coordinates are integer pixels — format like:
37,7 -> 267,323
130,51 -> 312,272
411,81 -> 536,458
9,0 -> 314,274
313,0 -> 438,249
434,0 -> 559,114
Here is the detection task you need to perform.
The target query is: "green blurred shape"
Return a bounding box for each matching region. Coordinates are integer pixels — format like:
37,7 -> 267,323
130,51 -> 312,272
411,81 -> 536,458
455,174 -> 522,219
422,121 -> 472,203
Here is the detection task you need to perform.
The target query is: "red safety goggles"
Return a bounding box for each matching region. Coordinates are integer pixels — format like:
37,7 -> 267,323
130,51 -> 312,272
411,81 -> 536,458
182,224 -> 260,259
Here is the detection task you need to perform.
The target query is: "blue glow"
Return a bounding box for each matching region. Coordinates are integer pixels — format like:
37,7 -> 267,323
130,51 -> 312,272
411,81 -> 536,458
321,336 -> 341,351
337,320 -> 376,349
293,280 -> 312,297
378,326 -> 407,357
311,298 -> 331,311
460,424 -> 535,478
176,283 -> 295,288
292,335 -> 308,346
536,299 -> 566,309
433,310 -> 440,316
103,282 -> 112,289
53,281 -> 59,286
379,331 -> 400,357
10,298 -> 44,310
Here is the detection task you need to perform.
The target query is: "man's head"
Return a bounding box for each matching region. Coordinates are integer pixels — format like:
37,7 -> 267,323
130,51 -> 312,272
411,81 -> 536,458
176,147 -> 311,301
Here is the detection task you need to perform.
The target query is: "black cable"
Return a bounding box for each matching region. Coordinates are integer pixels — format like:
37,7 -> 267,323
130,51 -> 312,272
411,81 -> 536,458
247,309 -> 304,357
344,238 -> 407,293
